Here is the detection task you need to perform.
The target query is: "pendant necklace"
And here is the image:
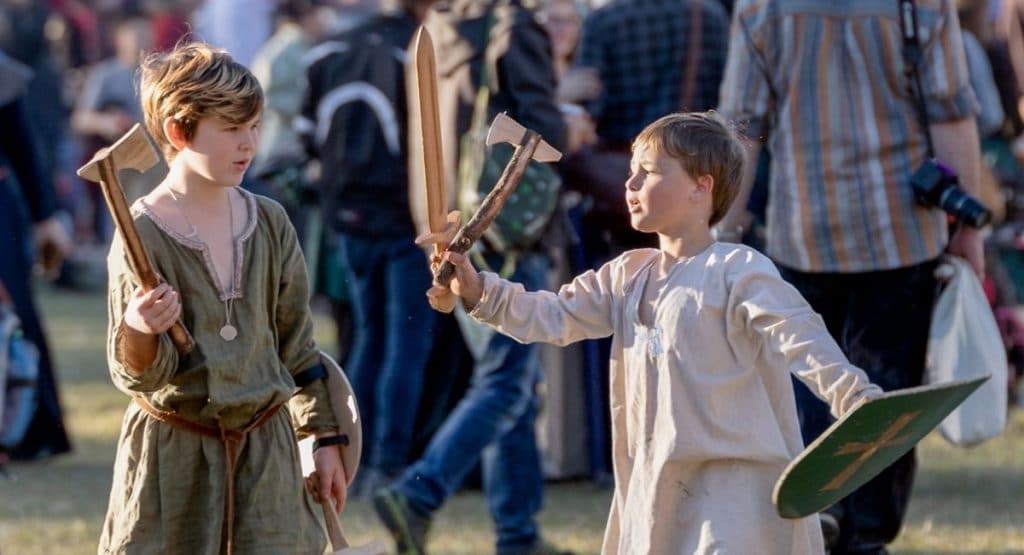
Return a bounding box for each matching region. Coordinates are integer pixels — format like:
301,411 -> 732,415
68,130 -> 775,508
167,186 -> 239,341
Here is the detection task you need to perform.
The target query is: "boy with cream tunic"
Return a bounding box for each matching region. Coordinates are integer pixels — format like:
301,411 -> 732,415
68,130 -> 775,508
431,112 -> 883,554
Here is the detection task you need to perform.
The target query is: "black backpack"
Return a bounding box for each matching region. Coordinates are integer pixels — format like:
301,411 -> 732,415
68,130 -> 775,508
301,14 -> 418,237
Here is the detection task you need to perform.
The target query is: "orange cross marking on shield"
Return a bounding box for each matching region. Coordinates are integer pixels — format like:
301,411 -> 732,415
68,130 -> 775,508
819,410 -> 922,492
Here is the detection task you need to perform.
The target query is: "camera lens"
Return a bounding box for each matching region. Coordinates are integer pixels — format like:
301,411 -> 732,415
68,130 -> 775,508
938,186 -> 992,228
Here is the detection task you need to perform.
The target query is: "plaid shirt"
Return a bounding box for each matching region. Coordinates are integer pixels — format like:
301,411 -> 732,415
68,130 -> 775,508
576,0 -> 731,147
719,0 -> 979,273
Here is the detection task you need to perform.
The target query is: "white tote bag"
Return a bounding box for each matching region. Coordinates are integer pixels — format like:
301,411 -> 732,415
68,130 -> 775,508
926,256 -> 1008,446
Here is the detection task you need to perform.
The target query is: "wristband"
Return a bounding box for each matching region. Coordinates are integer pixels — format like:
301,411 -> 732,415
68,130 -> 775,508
312,434 -> 349,452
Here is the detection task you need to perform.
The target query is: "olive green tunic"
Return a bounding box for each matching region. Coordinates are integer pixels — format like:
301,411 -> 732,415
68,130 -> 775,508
99,190 -> 335,555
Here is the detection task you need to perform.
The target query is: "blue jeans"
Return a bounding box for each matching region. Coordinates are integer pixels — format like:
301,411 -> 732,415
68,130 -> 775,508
778,259 -> 939,555
337,234 -> 437,476
394,252 -> 548,554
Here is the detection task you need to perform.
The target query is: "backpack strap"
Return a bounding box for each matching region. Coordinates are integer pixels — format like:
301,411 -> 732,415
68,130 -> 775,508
468,5 -> 500,140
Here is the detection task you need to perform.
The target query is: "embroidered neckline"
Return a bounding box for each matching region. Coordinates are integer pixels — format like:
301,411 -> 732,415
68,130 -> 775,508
631,245 -> 716,329
136,188 -> 259,301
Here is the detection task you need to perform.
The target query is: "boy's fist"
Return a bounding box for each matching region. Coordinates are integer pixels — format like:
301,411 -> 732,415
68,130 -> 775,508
124,283 -> 181,335
307,437 -> 348,513
426,251 -> 483,312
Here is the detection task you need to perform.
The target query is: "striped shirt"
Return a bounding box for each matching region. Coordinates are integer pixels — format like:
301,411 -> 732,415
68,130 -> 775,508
718,0 -> 978,272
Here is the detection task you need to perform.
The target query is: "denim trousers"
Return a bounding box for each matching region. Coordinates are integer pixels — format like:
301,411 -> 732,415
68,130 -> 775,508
337,234 -> 437,476
778,258 -> 939,554
395,252 -> 548,554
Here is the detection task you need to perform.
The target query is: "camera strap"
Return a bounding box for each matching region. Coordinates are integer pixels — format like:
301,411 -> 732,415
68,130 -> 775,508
898,0 -> 937,158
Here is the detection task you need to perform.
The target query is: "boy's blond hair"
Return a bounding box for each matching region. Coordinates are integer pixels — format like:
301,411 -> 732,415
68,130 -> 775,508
632,112 -> 745,226
139,42 -> 263,160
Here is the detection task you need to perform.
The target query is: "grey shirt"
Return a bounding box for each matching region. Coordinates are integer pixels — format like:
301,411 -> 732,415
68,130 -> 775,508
77,59 -> 142,121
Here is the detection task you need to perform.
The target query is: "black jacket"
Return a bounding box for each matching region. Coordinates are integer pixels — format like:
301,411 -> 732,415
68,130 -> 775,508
303,13 -> 419,238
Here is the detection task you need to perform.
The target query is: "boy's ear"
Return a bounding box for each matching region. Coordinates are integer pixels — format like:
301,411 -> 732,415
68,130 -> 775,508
694,174 -> 715,198
163,117 -> 187,151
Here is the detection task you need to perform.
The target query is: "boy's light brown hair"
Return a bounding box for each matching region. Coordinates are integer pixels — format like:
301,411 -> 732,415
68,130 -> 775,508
139,42 -> 263,160
632,111 -> 745,226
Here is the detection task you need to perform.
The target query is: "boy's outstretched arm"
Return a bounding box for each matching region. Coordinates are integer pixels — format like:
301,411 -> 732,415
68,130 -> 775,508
729,262 -> 883,417
455,255 -> 618,347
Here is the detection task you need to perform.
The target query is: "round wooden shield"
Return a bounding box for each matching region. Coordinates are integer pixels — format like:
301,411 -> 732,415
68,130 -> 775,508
773,376 -> 988,519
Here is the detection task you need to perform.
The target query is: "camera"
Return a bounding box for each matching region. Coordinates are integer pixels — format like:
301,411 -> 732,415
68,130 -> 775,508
910,158 -> 991,228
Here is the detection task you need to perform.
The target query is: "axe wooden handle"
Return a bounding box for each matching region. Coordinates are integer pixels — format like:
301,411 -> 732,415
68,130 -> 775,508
96,160 -> 195,355
310,472 -> 386,555
321,494 -> 350,550
434,131 -> 542,286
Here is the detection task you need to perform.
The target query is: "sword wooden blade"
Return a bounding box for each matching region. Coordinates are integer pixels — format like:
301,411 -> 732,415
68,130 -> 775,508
411,26 -> 448,253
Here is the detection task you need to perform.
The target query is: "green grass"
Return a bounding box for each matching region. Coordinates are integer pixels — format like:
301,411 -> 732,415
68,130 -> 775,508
0,285 -> 1021,554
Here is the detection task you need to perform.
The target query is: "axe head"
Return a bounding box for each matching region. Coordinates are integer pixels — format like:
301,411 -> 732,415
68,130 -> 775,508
77,123 -> 160,183
485,112 -> 562,163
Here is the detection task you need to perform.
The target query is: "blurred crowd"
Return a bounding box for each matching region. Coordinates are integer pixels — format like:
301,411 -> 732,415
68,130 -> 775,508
3,0 -> 1024,553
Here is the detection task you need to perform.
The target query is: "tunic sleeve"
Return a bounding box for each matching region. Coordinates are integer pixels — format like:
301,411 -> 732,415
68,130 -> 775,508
271,205 -> 337,434
470,260 -> 618,346
106,234 -> 179,393
727,255 -> 882,417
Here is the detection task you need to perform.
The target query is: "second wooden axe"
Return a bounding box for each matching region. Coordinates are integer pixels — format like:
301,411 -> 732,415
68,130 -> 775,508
428,113 -> 561,306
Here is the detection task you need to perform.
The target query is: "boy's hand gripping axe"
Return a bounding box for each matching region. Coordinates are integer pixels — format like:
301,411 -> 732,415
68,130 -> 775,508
417,112 -> 561,312
77,123 -> 195,354
306,472 -> 387,555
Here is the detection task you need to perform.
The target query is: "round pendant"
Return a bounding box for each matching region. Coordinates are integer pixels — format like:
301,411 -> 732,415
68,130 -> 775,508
220,324 -> 238,341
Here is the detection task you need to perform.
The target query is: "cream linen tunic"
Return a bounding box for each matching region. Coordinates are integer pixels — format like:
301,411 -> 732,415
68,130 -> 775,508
99,190 -> 335,555
470,243 -> 882,555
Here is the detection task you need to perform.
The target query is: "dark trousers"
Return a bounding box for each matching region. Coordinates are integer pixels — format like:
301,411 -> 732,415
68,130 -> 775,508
336,233 -> 437,476
778,259 -> 939,554
395,252 -> 548,553
0,180 -> 70,460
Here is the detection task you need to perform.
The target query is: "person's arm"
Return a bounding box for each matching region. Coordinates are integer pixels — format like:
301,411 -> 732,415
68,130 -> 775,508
933,118 -> 985,277
920,0 -> 985,277
961,31 -> 1005,137
715,137 -> 761,241
71,65 -> 133,141
715,5 -> 772,238
254,40 -> 308,129
106,235 -> 180,391
497,10 -> 567,152
0,97 -> 56,223
453,251 -> 618,346
269,202 -> 347,510
728,258 -> 883,417
1,96 -> 72,270
270,203 -> 336,435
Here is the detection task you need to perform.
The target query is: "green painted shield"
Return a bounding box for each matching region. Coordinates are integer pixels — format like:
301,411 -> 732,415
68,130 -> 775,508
773,376 -> 988,519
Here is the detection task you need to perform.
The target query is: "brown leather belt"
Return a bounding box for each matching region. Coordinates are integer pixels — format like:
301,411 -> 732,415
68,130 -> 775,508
134,396 -> 283,555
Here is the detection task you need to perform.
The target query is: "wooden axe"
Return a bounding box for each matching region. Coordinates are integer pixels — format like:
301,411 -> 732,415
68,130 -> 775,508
431,113 -> 561,292
77,123 -> 195,355
307,472 -> 387,555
